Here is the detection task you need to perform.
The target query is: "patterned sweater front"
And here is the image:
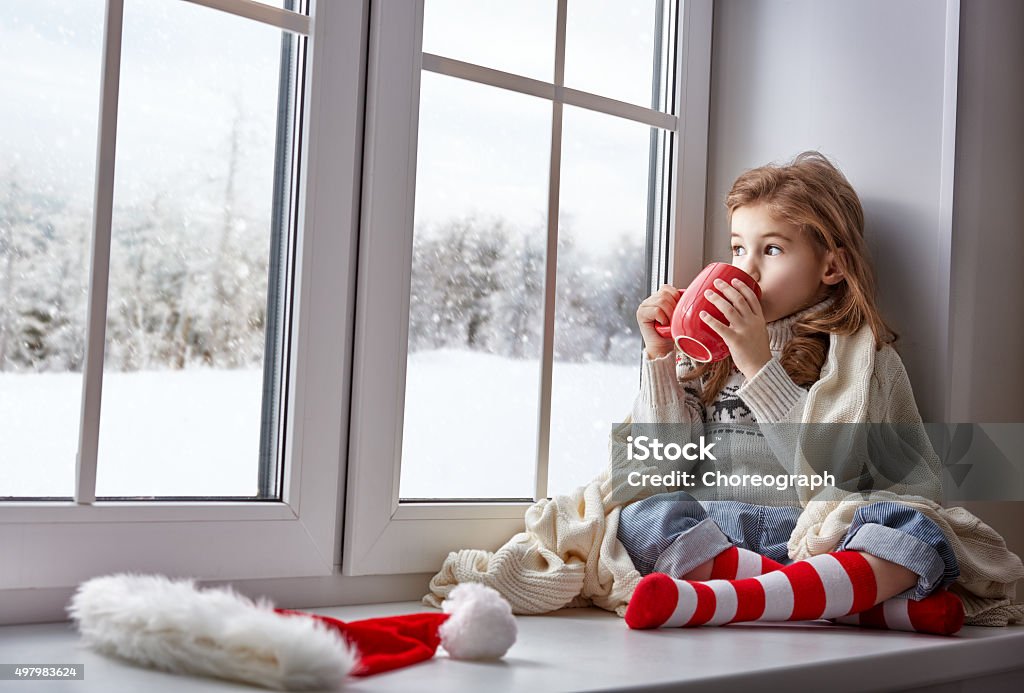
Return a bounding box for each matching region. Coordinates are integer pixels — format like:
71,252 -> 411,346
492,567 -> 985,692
628,296 -> 843,506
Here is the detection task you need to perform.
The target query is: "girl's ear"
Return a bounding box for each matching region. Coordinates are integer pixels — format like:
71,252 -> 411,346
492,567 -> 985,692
821,248 -> 847,286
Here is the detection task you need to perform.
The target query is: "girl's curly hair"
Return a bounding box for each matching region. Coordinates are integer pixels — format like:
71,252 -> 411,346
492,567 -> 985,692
684,151 -> 899,409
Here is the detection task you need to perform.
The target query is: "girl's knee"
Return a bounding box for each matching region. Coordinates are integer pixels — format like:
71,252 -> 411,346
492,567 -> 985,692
616,491 -> 712,574
854,501 -> 944,539
846,501 -> 960,598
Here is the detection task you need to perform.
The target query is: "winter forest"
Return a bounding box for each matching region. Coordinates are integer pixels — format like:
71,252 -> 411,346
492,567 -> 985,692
0,157 -> 272,374
0,164 -> 648,376
2,0 -> 657,500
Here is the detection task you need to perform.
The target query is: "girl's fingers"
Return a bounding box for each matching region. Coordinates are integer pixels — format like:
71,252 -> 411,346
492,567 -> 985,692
729,278 -> 762,316
655,294 -> 679,317
641,288 -> 679,310
700,310 -> 727,334
703,289 -> 739,322
644,295 -> 674,316
711,279 -> 751,314
638,303 -> 671,329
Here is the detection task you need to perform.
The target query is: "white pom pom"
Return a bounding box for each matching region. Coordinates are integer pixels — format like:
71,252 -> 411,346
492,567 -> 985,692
438,583 -> 517,660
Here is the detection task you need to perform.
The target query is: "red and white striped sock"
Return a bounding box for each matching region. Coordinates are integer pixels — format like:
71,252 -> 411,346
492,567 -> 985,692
707,546 -> 784,579
626,551 -> 876,629
832,590 -> 963,635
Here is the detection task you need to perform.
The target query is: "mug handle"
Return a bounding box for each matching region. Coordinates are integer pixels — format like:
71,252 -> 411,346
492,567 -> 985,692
653,323 -> 672,338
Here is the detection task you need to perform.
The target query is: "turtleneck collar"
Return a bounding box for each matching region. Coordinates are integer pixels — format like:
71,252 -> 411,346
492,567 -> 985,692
766,294 -> 837,352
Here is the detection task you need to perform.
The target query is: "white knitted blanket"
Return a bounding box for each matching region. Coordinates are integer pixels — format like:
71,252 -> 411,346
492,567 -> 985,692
789,488 -> 1024,624
424,326 -> 1024,625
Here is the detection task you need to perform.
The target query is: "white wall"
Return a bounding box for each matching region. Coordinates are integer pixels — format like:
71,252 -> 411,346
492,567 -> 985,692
705,0 -> 1024,578
948,0 -> 1024,424
948,0 -> 1024,588
705,0 -> 954,423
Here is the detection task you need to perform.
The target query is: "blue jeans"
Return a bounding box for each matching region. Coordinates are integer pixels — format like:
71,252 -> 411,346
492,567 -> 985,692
617,491 -> 959,600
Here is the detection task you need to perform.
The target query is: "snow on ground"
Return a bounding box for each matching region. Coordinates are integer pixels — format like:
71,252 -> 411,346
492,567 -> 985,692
400,349 -> 638,498
0,350 -> 639,499
0,369 -> 263,497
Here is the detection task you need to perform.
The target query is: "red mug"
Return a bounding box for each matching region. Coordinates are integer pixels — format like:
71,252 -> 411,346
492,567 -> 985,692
653,262 -> 762,362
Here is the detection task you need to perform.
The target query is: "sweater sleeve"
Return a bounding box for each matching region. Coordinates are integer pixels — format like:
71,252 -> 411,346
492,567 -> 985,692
631,349 -> 706,425
735,356 -> 808,424
605,350 -> 706,505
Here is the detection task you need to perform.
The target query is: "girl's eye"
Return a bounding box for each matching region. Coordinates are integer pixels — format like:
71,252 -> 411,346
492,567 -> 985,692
766,245 -> 782,256
731,246 -> 746,256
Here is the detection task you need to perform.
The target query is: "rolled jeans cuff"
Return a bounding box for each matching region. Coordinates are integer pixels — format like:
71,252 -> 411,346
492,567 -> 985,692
840,523 -> 948,600
652,518 -> 733,578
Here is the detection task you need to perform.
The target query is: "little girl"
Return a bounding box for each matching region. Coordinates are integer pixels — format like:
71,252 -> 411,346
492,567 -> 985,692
617,151 -> 967,635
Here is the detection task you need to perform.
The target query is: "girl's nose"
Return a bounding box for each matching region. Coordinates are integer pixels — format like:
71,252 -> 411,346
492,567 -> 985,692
734,259 -> 759,283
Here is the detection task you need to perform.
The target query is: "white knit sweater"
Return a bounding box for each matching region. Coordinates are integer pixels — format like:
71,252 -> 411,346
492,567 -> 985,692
629,296 -> 881,506
424,305 -> 1024,624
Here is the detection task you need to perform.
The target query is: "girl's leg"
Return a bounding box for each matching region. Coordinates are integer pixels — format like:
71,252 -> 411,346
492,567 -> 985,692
626,550 -> 878,630
676,511 -> 923,588
625,504 -> 964,635
859,552 -> 917,600
617,494 -> 788,579
679,559 -> 713,581
831,502 -> 960,601
676,500 -> 795,579
617,492 -> 736,579
681,546 -> 784,580
681,552 -> 915,607
833,590 -> 965,635
829,503 -> 964,634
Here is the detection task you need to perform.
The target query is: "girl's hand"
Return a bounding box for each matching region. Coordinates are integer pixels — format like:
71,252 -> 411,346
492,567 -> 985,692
636,284 -> 682,359
700,278 -> 772,380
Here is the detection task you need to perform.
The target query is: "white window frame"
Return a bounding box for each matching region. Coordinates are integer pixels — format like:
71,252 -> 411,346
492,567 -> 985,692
343,0 -> 713,576
0,0 -> 714,623
0,0 -> 369,622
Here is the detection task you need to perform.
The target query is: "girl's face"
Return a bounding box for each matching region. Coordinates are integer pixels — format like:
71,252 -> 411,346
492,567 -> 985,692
729,202 -> 841,323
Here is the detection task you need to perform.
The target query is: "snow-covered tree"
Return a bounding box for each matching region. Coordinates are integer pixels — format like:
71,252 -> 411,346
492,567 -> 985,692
486,229 -> 545,359
0,170 -> 89,372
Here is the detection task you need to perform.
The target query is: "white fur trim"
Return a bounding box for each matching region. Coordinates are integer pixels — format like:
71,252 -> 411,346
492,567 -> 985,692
438,583 -> 516,660
67,573 -> 356,691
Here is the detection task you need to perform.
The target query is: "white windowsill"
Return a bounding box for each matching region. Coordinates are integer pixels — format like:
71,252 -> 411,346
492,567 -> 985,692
2,601 -> 1022,692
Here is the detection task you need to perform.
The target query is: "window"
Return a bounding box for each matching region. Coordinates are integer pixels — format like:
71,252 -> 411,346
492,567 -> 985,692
344,0 -> 712,575
1,0 -> 103,498
0,0 -> 363,618
1,0 -> 305,500
1,0 -> 712,623
96,0 -> 298,498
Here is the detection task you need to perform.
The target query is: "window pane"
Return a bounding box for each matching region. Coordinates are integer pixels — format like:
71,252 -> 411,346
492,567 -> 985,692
423,0 -> 555,82
565,0 -> 667,109
95,0 -> 295,498
399,73 -> 550,500
547,106 -> 659,497
0,0 -> 103,498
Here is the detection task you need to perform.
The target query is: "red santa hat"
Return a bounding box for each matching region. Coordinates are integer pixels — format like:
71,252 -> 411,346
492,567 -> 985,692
68,573 -> 516,690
